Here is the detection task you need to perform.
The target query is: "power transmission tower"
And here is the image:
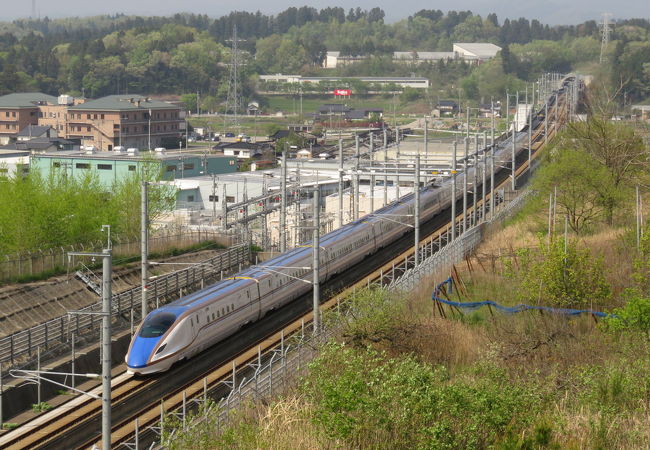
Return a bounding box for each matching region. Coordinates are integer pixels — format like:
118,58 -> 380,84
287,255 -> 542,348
224,25 -> 245,134
600,13 -> 612,64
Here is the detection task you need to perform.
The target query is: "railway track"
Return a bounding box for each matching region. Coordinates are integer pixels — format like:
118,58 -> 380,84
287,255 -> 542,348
0,85 -> 571,449
0,248 -> 228,339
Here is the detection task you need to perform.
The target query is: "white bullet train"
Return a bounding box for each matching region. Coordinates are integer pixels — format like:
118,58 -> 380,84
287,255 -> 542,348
126,82 -> 569,374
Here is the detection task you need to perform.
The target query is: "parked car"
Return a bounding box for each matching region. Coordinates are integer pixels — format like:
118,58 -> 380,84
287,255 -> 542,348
225,132 -> 235,138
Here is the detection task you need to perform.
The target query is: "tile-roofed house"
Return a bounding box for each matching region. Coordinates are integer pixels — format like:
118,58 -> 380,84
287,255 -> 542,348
269,130 -> 291,140
0,137 -> 79,152
16,125 -> 56,141
345,108 -> 384,120
318,104 -> 352,115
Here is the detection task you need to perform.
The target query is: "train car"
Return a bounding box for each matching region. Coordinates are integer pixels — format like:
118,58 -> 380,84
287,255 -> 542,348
126,84 -> 566,374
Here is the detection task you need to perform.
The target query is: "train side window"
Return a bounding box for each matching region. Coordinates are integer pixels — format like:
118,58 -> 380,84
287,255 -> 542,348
247,291 -> 250,298
196,315 -> 199,324
212,313 -> 215,320
191,318 -> 193,326
231,303 -> 235,310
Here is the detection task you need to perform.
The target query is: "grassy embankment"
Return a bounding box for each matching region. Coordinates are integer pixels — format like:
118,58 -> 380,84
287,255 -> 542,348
164,193 -> 650,449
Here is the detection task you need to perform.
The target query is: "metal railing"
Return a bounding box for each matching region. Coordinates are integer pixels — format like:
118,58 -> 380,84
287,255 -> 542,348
0,245 -> 249,365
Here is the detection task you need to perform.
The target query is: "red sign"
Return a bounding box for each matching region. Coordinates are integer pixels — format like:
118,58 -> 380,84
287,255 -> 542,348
334,89 -> 351,96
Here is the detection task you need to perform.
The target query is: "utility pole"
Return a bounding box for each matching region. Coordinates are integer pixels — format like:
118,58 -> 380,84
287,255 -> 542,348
545,102 -> 548,146
354,135 -> 360,220
473,134 -> 479,226
353,172 -> 359,221
312,190 -> 320,334
67,248 -> 113,449
100,249 -> 112,450
147,109 -> 151,150
141,181 -> 148,319
221,184 -> 227,229
424,117 -> 428,162
511,91 -> 519,191
414,155 -> 420,266
482,131 -> 487,222
395,161 -> 400,202
554,93 -> 558,138
370,171 -> 375,213
463,137 -> 469,233
338,139 -> 344,229
490,102 -> 496,220
280,151 -> 287,252
506,91 -> 510,137
383,131 -> 388,206
243,180 -> 249,248
451,141 -> 457,240
211,175 -> 217,223
528,83 -> 534,173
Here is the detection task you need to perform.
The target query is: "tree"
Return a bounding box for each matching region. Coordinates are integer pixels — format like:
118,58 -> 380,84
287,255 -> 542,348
181,93 -> 198,113
532,148 -> 616,233
565,118 -> 646,224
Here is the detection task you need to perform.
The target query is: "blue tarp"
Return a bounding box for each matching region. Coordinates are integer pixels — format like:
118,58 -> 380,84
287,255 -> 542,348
432,277 -> 617,319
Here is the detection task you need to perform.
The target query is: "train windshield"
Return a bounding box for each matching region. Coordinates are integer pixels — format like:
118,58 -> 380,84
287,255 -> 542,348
139,312 -> 176,338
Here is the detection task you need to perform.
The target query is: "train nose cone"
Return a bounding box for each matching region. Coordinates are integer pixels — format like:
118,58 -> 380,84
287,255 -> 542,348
127,336 -> 161,368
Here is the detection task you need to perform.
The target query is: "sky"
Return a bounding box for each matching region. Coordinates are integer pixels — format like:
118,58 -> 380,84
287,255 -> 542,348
1,0 -> 647,26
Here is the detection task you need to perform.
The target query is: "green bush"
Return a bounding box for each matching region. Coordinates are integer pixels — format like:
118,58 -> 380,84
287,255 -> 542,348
518,238 -> 610,308
606,292 -> 650,336
302,343 -> 538,448
31,402 -> 52,413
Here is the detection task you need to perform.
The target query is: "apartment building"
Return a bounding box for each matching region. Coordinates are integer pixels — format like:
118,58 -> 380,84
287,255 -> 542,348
62,95 -> 183,151
0,93 -> 58,145
0,93 -> 184,151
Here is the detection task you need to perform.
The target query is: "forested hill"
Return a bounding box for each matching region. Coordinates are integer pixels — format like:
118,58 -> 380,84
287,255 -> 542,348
0,8 -> 648,104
